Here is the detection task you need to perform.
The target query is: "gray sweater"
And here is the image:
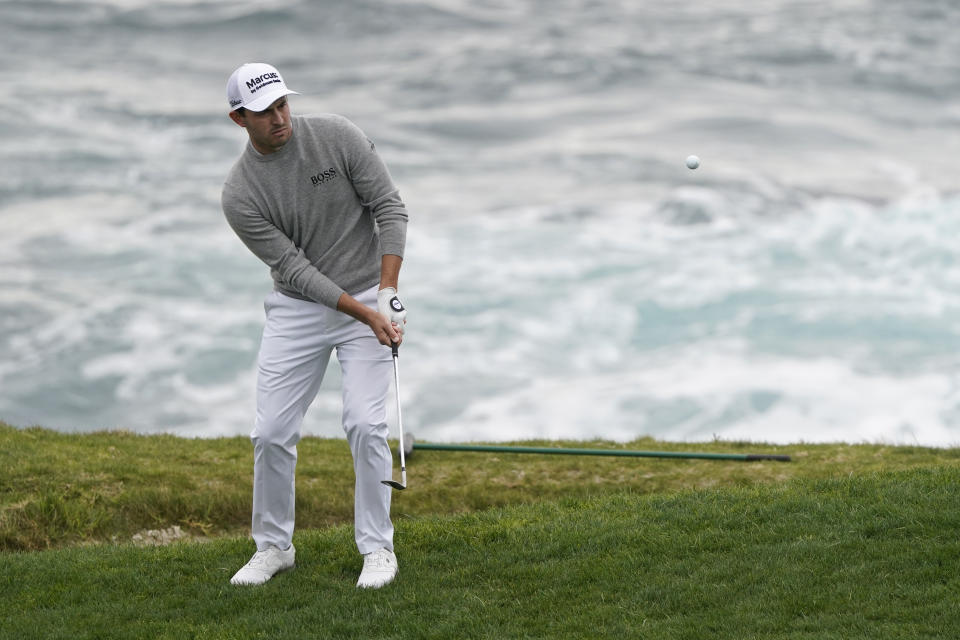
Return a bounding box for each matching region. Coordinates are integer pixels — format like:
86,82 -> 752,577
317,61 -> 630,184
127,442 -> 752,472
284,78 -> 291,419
221,114 -> 408,308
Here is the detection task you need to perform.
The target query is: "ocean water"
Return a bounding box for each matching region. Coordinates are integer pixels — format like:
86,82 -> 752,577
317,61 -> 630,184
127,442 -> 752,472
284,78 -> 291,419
2,0 -> 959,445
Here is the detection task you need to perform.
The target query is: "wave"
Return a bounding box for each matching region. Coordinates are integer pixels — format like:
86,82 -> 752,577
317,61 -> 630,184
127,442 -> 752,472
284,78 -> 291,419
2,0 -> 959,446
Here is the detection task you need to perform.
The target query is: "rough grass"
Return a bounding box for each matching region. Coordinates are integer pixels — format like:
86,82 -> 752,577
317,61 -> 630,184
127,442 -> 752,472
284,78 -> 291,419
3,422 -> 959,551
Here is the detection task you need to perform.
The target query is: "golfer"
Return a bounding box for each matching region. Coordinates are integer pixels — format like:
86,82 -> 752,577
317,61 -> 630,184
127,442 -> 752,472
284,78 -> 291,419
221,63 -> 408,588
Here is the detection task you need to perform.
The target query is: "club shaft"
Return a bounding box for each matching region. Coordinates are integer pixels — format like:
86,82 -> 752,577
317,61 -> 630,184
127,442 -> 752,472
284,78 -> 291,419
392,351 -> 406,483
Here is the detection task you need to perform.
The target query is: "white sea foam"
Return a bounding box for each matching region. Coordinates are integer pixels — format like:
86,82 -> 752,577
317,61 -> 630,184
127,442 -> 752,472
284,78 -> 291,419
2,0 -> 959,447
422,344 -> 960,447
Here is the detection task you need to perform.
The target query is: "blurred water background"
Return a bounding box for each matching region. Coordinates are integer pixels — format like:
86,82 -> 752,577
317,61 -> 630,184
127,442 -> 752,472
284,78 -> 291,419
2,0 -> 959,445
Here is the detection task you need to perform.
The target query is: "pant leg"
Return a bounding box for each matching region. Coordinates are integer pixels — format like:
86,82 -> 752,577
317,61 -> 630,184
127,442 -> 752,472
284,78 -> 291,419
251,291 -> 333,551
336,289 -> 395,554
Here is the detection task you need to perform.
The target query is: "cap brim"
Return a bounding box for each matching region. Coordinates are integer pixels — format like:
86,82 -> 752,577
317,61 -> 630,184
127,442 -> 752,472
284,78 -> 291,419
239,88 -> 300,112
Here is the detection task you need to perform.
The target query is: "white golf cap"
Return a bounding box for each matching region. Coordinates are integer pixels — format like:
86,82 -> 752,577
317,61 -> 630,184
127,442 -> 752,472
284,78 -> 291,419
226,62 -> 299,112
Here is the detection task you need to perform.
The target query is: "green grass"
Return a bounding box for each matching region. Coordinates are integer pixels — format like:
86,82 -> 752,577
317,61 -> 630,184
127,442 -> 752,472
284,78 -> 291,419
2,423 -> 959,638
3,422 -> 959,551
2,465 -> 958,639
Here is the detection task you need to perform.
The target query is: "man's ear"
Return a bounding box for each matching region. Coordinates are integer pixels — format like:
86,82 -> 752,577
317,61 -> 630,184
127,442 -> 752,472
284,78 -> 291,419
228,110 -> 246,127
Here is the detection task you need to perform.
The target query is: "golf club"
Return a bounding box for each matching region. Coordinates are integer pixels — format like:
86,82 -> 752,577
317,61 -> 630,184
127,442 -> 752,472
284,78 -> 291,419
382,342 -> 407,490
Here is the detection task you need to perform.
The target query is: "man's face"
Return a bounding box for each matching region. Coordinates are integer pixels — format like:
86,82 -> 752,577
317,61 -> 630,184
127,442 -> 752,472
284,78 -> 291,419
229,96 -> 292,154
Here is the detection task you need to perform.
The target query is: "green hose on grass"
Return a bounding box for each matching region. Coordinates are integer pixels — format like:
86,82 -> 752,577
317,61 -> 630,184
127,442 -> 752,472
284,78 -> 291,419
402,434 -> 790,462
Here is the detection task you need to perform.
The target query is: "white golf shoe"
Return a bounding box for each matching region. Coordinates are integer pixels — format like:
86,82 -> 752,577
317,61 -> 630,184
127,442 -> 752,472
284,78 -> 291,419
356,548 -> 398,589
230,545 -> 295,585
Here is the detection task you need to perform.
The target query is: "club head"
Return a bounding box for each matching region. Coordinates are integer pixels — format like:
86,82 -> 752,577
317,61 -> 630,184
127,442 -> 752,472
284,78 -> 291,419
381,479 -> 406,491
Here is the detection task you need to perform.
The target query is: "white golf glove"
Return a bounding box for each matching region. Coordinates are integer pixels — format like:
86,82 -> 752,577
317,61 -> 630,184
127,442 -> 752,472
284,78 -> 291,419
377,287 -> 407,336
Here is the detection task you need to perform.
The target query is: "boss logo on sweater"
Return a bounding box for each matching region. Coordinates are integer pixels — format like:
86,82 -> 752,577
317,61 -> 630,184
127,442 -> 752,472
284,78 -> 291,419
310,167 -> 338,187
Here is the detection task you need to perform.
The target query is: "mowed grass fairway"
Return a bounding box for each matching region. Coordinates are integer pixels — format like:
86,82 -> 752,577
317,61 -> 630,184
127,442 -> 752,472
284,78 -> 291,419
1,424 -> 959,638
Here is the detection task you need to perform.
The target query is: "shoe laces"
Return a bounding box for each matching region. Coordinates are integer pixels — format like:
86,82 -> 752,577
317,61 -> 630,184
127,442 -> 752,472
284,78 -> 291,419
248,547 -> 284,568
364,549 -> 394,570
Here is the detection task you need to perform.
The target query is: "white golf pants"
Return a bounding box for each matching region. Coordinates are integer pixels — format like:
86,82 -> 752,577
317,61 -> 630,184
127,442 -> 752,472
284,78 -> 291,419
250,286 -> 394,555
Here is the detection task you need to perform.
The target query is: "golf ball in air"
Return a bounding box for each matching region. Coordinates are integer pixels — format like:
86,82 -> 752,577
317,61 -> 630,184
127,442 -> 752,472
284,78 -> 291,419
686,155 -> 700,170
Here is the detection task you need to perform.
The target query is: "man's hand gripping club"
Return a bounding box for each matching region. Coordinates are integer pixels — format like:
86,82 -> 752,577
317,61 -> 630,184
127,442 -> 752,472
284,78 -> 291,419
336,293 -> 403,346
377,286 -> 406,337
336,254 -> 406,347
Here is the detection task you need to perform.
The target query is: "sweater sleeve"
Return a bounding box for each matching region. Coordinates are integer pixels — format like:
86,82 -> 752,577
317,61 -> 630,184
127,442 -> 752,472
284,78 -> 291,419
221,184 -> 346,308
337,117 -> 408,258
